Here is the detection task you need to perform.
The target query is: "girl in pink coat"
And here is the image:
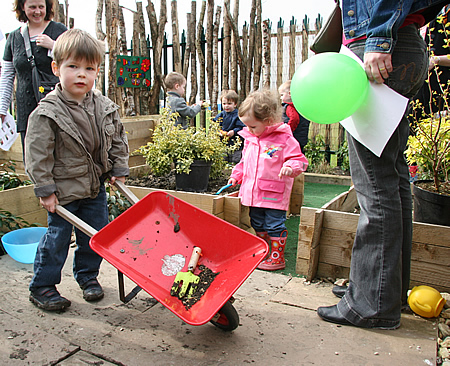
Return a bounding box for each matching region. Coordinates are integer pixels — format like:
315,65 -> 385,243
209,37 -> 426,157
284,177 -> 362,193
228,90 -> 308,271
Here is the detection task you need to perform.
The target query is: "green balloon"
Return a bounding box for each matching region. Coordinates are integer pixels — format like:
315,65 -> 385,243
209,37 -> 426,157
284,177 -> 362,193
291,53 -> 369,124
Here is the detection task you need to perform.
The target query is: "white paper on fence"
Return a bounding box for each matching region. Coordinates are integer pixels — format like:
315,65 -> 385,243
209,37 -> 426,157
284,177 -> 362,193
0,112 -> 19,151
339,46 -> 409,157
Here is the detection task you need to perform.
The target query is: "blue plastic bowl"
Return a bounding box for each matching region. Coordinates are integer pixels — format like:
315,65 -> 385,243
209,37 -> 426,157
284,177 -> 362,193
1,227 -> 47,264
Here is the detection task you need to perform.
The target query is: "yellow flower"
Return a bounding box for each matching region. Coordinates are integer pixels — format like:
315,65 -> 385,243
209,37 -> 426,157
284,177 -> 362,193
39,86 -> 44,94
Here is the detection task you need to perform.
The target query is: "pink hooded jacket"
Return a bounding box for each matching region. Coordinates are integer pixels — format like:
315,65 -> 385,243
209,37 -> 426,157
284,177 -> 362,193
230,122 -> 308,211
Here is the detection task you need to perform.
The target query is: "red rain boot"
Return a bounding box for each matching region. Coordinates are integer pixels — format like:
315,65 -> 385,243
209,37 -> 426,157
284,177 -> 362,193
257,232 -> 287,271
255,231 -> 271,261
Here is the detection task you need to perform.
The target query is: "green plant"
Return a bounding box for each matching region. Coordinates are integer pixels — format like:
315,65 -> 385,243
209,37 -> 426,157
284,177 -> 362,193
405,13 -> 450,195
106,185 -> 132,222
304,135 -> 327,170
336,140 -> 350,172
406,112 -> 450,193
0,161 -> 32,191
136,108 -> 240,179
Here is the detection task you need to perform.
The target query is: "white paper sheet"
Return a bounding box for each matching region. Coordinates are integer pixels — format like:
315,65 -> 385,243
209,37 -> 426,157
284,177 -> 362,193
0,113 -> 19,151
339,46 -> 409,157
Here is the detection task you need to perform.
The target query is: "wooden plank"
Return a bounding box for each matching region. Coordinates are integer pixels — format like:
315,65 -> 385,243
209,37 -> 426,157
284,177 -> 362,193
410,260 -> 450,292
412,221 -> 450,247
289,174 -> 304,215
319,227 -> 356,250
223,195 -> 240,227
410,279 -> 450,294
126,186 -> 215,213
323,186 -> 358,213
299,207 -> 318,226
316,262 -> 350,279
0,185 -> 40,216
304,172 -> 352,186
322,210 -> 359,231
411,242 -> 450,267
212,195 -> 224,216
307,209 -> 324,281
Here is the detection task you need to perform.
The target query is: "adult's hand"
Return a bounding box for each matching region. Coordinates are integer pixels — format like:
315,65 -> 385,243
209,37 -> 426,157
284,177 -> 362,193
364,52 -> 393,84
0,114 -> 5,123
36,34 -> 55,50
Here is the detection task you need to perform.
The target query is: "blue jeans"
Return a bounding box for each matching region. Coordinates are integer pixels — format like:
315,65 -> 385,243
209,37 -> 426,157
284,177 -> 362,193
337,25 -> 428,327
29,183 -> 108,291
249,207 -> 287,237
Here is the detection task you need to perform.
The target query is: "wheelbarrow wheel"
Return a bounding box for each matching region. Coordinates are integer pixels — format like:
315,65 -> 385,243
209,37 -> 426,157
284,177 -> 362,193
210,300 -> 239,331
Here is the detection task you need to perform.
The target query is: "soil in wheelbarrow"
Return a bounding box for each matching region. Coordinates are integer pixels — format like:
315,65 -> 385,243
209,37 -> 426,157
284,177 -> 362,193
181,265 -> 220,310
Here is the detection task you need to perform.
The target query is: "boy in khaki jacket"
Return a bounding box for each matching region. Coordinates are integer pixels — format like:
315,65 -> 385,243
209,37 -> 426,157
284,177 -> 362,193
25,29 -> 129,311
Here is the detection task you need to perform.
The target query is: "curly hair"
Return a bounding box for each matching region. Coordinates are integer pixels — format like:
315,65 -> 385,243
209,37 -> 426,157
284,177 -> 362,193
238,89 -> 282,124
14,0 -> 55,23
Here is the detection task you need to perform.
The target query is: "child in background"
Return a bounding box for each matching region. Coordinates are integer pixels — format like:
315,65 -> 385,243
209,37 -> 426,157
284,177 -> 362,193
25,29 -> 130,311
165,72 -> 204,129
228,90 -> 308,271
213,90 -> 245,163
279,80 -> 310,152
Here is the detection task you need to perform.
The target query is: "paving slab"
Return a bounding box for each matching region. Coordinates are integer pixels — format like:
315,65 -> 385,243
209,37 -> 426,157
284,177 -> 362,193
0,249 -> 439,365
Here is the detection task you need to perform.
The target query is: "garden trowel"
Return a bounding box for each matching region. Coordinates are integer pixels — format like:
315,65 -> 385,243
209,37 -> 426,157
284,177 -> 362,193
170,247 -> 202,299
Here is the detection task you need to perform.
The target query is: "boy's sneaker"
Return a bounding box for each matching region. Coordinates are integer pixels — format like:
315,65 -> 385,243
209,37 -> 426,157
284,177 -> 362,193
29,287 -> 71,311
80,279 -> 104,302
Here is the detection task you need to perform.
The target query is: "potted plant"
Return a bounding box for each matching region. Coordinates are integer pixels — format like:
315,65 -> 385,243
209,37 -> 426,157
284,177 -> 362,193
406,90 -> 450,226
405,12 -> 450,226
136,108 -> 240,192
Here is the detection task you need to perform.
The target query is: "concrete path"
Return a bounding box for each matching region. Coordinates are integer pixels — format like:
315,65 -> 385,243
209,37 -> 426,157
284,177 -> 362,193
0,248 -> 438,365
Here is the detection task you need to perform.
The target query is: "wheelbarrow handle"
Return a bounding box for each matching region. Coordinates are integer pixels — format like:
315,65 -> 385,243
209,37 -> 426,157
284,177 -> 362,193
114,180 -> 139,205
55,205 -> 98,238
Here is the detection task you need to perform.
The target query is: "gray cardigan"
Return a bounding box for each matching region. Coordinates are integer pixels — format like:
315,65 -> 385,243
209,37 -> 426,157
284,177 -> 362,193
166,91 -> 201,129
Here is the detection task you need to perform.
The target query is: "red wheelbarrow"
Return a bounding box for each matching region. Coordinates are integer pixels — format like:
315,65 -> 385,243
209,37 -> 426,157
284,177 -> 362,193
56,181 -> 268,331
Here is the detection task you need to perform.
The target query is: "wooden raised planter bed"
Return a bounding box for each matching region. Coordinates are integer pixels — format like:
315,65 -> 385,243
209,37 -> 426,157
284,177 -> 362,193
296,186 -> 450,293
126,171 -> 305,232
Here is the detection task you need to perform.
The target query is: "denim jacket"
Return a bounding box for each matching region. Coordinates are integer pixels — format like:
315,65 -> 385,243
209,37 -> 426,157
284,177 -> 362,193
342,0 -> 448,53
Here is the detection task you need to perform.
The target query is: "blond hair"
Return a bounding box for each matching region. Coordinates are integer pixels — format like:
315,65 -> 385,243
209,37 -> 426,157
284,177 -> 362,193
278,80 -> 291,93
220,90 -> 239,104
239,89 -> 282,124
53,29 -> 104,66
165,72 -> 186,90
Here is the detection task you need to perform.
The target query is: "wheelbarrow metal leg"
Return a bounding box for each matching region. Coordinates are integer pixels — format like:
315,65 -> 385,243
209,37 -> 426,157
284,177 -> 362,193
117,270 -> 142,303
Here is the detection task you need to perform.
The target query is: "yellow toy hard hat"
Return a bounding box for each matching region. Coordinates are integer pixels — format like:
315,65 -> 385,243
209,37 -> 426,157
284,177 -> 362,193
408,285 -> 446,318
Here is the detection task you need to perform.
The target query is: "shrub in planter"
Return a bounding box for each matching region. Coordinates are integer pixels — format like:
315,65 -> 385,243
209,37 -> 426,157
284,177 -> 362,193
136,108 -> 240,179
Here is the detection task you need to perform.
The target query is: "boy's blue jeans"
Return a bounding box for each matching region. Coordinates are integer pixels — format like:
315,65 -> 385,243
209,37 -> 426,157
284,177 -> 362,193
29,184 -> 108,291
338,25 -> 428,328
249,207 -> 287,237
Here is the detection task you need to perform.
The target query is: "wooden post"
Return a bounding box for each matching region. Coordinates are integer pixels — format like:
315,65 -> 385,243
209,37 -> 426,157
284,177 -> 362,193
222,0 -> 231,91
289,18 -> 296,79
262,19 -> 271,89
171,0 -> 182,73
276,18 -> 284,88
252,0 -> 262,90
189,1 -> 197,108
105,0 -> 119,104
206,0 -> 215,102
240,22 -> 248,99
245,0 -> 257,94
212,6 -> 222,116
146,0 -> 167,115
183,13 -> 191,79
196,0 -> 207,127
95,0 -> 106,94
